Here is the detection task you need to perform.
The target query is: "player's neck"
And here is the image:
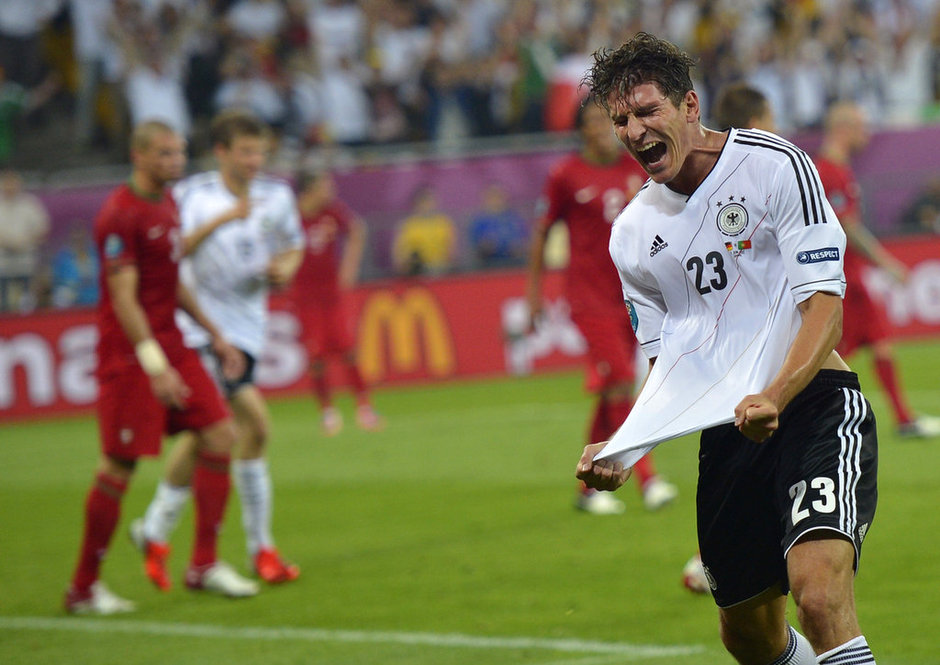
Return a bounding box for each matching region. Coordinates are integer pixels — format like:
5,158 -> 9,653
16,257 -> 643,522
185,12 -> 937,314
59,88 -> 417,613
666,128 -> 727,196
129,171 -> 165,200
220,170 -> 251,198
820,141 -> 850,165
581,144 -> 619,165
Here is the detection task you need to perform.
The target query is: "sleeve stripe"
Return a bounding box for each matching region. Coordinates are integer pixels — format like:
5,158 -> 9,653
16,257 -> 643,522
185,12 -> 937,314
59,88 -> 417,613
733,132 -> 827,227
737,130 -> 828,224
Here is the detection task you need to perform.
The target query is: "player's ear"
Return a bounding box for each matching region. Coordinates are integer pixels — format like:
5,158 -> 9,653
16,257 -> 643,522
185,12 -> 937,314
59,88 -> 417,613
684,90 -> 700,123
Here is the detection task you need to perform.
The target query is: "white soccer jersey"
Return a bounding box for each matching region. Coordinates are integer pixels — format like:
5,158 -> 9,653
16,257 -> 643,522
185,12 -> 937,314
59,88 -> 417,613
598,128 -> 847,466
174,171 -> 303,356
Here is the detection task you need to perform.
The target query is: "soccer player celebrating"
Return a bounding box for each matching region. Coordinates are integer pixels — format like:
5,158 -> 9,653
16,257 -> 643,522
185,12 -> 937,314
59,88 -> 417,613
291,169 -> 383,435
131,110 -> 305,587
527,101 -> 677,515
814,101 -> 940,438
576,34 -> 879,664
65,121 -> 253,614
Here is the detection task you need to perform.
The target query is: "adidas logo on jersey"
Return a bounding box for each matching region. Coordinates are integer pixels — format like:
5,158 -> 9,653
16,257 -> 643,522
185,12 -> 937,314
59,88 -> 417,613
649,235 -> 668,257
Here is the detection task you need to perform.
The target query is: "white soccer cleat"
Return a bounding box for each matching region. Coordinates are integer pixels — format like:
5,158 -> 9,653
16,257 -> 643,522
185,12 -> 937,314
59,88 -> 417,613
185,561 -> 259,598
322,407 -> 343,436
682,553 -> 710,594
642,477 -> 678,511
576,490 -> 626,515
898,415 -> 940,439
64,581 -> 136,615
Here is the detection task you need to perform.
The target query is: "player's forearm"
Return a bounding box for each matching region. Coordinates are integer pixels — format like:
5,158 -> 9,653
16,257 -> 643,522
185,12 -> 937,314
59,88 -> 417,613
182,212 -> 237,255
340,222 -> 366,286
762,292 -> 843,411
175,282 -> 221,340
525,226 -> 549,302
280,247 -> 304,276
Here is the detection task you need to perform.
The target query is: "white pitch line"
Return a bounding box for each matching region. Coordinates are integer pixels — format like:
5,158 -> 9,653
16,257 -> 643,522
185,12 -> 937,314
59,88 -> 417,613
0,617 -> 704,658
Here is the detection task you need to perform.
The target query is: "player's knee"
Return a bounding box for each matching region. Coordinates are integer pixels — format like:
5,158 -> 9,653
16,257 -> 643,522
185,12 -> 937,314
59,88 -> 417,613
792,583 -> 847,637
201,418 -> 238,454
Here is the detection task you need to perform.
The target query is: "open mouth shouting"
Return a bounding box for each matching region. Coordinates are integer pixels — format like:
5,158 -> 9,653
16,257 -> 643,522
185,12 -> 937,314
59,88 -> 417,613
636,141 -> 668,169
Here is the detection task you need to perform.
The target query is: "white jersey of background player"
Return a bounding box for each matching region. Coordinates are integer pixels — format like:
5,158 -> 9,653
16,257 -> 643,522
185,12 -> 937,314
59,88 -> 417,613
599,128 -> 847,465
175,171 -> 303,357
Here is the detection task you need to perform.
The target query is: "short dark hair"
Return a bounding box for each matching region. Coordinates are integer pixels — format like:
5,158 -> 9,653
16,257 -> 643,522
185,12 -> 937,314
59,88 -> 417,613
583,32 -> 696,110
209,109 -> 269,148
712,83 -> 769,130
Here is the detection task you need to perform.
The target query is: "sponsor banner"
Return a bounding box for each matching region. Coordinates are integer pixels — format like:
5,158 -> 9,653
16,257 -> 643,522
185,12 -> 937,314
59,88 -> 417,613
4,238 -> 940,421
0,270 -> 582,420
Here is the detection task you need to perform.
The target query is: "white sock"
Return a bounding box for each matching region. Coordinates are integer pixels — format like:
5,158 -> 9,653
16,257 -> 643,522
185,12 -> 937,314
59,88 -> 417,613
817,636 -> 876,664
770,625 -> 816,664
142,481 -> 190,543
233,458 -> 273,556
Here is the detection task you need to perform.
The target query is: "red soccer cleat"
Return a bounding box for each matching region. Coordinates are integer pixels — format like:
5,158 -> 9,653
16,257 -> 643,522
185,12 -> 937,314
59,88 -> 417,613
254,547 -> 300,584
129,518 -> 172,591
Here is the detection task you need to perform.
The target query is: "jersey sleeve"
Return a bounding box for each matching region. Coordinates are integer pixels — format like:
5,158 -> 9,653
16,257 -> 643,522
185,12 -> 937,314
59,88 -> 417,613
536,164 -> 567,230
97,200 -> 139,271
273,186 -> 305,251
770,154 -> 847,304
609,220 -> 666,359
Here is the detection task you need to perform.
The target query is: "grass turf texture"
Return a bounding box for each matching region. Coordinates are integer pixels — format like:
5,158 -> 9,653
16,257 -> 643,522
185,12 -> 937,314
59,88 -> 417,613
1,339 -> 939,664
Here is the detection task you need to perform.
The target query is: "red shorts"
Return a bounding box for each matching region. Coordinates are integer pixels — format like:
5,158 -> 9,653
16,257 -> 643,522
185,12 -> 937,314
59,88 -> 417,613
97,346 -> 230,460
298,300 -> 354,359
837,281 -> 890,357
571,308 -> 637,393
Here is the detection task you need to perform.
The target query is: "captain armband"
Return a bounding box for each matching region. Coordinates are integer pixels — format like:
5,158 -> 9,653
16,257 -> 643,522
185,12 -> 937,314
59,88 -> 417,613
135,338 -> 169,376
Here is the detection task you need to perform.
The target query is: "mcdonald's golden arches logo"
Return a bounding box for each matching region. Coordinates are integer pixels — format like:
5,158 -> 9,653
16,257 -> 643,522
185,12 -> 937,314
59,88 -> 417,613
357,288 -> 456,382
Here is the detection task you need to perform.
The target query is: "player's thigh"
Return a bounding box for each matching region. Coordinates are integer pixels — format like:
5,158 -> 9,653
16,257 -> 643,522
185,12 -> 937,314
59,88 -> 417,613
571,310 -> 636,391
839,286 -> 889,355
787,534 -> 857,611
697,424 -> 786,608
167,347 -> 232,437
97,368 -> 167,460
775,376 -> 878,569
230,384 -> 270,440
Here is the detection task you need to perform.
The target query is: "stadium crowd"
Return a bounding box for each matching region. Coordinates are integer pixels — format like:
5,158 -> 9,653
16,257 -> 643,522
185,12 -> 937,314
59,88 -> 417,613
1,0 -> 940,165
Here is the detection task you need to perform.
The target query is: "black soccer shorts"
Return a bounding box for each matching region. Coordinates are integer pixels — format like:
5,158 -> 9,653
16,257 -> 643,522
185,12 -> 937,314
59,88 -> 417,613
696,369 -> 878,608
198,345 -> 257,399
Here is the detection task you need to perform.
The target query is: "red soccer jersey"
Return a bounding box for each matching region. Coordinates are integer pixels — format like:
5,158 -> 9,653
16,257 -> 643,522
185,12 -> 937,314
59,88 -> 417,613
94,183 -> 184,376
815,155 -> 865,283
291,201 -> 354,306
538,152 -> 647,313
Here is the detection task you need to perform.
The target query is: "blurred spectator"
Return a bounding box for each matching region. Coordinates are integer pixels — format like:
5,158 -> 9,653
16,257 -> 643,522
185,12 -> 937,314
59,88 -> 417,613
109,0 -> 203,138
0,0 -> 62,88
392,184 -> 455,276
467,182 -> 528,268
0,169 -> 50,312
70,0 -> 114,149
225,0 -> 287,44
214,45 -> 288,129
900,176 -> 940,235
307,0 -> 366,72
52,222 -> 99,307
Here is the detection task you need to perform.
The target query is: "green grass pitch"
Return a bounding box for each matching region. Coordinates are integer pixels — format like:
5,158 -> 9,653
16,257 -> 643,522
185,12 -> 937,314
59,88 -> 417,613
2,340 -> 939,664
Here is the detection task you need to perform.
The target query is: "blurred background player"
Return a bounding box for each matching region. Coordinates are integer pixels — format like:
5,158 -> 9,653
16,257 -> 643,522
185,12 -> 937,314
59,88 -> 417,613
131,110 -> 305,588
712,81 -> 777,132
815,101 -> 940,438
65,121 -> 252,614
292,169 -> 383,436
526,101 -> 677,515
